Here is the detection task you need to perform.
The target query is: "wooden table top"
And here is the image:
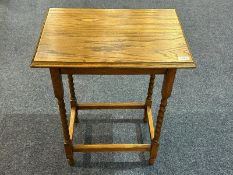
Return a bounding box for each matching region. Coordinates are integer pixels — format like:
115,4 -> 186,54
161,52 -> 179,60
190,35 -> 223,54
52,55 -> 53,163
31,8 -> 196,69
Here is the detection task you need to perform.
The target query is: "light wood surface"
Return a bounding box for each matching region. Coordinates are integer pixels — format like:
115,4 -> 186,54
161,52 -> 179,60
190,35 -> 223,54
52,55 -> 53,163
77,102 -> 145,110
69,106 -> 76,141
146,106 -> 155,140
73,144 -> 151,152
31,8 -> 195,69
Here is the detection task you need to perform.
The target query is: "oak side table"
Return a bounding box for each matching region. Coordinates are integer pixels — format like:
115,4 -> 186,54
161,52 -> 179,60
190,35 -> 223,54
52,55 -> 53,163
31,8 -> 196,166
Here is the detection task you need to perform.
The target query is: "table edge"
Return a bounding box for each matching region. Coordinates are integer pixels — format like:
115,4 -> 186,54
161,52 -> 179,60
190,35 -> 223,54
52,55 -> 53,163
30,61 -> 196,69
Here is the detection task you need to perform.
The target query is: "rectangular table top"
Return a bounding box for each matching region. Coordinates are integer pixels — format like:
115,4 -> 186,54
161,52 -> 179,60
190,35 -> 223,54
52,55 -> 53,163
31,8 -> 196,69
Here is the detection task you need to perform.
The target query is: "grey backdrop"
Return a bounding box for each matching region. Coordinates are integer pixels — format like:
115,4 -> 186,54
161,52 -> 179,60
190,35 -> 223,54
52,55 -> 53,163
0,0 -> 233,174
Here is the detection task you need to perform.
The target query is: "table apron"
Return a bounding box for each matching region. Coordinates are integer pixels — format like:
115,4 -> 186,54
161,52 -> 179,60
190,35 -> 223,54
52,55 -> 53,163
59,68 -> 167,75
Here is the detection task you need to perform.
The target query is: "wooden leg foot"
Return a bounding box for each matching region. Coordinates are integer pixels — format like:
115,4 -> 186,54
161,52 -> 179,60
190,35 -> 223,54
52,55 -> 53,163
64,143 -> 74,166
149,140 -> 159,165
149,158 -> 155,165
67,158 -> 75,166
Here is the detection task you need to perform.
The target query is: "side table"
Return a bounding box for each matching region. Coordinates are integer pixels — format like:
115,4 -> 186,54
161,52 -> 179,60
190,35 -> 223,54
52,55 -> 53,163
31,8 -> 196,165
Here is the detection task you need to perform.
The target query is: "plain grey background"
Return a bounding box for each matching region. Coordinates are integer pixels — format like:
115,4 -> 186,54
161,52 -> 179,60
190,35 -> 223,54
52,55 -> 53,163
0,0 -> 233,174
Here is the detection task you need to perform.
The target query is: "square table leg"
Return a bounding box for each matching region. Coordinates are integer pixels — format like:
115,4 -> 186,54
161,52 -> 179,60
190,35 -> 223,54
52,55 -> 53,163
50,68 -> 74,165
149,69 -> 177,165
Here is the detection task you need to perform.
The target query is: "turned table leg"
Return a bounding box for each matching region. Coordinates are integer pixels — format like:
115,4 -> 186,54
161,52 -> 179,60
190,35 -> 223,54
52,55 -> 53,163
68,74 -> 79,123
144,74 -> 156,122
50,68 -> 74,166
149,69 -> 176,165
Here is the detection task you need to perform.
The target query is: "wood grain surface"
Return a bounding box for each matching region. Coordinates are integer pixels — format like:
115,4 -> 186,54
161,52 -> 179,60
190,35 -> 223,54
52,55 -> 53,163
77,102 -> 145,110
31,8 -> 195,68
73,144 -> 151,152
